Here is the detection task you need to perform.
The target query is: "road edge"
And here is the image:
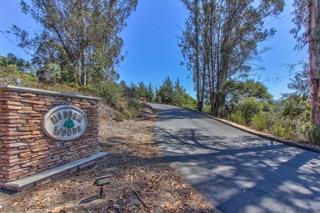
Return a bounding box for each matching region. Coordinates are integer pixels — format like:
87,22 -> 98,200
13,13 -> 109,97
181,106 -> 320,153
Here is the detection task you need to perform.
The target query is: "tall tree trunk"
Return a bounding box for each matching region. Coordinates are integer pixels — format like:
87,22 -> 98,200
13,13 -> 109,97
212,29 -> 230,117
80,47 -> 87,86
309,0 -> 320,126
194,0 -> 202,111
78,0 -> 87,87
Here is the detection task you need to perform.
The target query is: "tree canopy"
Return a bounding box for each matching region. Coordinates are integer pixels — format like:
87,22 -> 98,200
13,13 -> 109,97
180,0 -> 284,115
12,0 -> 137,86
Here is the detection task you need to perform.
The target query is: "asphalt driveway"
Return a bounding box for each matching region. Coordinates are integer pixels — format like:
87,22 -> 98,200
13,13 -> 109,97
150,103 -> 320,213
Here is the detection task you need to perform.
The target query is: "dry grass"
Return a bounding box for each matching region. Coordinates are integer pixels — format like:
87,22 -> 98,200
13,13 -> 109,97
0,104 -> 215,213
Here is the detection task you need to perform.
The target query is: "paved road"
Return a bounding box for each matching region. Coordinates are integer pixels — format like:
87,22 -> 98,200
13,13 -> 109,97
150,103 -> 320,213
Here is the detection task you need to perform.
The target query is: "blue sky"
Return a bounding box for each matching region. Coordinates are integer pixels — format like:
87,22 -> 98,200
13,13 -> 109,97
0,0 -> 308,99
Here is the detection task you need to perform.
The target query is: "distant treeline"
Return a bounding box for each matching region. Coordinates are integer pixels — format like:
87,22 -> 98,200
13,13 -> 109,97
120,77 -> 197,109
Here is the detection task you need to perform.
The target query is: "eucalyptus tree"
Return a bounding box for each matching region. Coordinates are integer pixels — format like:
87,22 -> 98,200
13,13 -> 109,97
180,0 -> 284,115
12,0 -> 137,86
292,0 -> 320,126
180,0 -> 203,111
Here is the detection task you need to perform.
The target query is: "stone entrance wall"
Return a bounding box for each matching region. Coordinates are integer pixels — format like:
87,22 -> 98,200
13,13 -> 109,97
0,86 -> 101,182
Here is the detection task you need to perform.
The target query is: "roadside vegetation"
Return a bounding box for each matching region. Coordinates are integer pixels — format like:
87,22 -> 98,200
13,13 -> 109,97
0,53 -> 141,120
142,72 -> 313,143
177,0 -> 320,144
223,76 -> 312,143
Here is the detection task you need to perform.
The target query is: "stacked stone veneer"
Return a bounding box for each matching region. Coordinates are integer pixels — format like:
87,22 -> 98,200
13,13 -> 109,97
0,86 -> 101,182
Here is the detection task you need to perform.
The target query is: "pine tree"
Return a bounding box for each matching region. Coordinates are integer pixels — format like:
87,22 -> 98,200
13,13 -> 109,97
146,83 -> 155,102
158,77 -> 174,104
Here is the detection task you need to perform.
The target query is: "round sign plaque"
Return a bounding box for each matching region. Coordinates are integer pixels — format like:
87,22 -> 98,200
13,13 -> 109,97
42,105 -> 88,141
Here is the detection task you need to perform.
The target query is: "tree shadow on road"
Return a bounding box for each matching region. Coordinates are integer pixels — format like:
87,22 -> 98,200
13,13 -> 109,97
156,107 -> 206,121
151,126 -> 320,212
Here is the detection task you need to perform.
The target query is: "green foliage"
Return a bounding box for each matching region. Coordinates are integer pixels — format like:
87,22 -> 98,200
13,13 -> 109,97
114,98 -> 139,120
229,111 -> 246,125
0,64 -> 37,86
270,121 -> 288,138
89,51 -> 120,85
175,93 -> 197,109
291,0 -> 309,48
0,53 -> 139,120
238,97 -> 262,124
97,81 -> 123,107
180,0 -> 284,113
172,78 -> 196,108
251,113 -> 267,131
227,93 -> 312,141
287,66 -> 309,98
136,82 -> 148,99
36,63 -> 63,82
0,53 -> 31,71
277,95 -> 312,141
155,77 -> 196,109
13,0 -> 137,86
119,77 -> 197,109
158,77 -> 175,104
224,80 -> 273,113
120,81 -> 155,103
225,80 -> 272,101
146,83 -> 155,102
83,80 -> 140,120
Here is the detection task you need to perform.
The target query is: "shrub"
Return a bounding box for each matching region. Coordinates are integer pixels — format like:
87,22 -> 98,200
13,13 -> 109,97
0,54 -> 141,121
230,111 -> 246,125
251,113 -> 267,131
93,81 -> 140,120
238,97 -> 262,124
0,64 -> 38,86
264,111 -> 278,130
277,96 -> 311,141
270,121 -> 287,138
176,93 -> 197,109
124,99 -> 139,119
97,81 -> 123,107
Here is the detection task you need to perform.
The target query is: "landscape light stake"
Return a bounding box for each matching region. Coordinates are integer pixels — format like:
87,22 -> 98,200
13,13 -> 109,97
94,175 -> 112,198
99,185 -> 103,198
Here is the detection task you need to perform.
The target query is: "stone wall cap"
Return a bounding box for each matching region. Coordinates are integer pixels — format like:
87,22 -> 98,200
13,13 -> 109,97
0,85 -> 101,101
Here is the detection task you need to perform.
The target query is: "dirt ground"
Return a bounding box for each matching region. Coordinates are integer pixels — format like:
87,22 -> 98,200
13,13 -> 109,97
0,103 -> 216,213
